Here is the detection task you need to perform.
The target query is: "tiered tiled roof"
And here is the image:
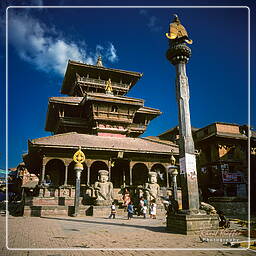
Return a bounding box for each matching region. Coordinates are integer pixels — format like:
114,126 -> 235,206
30,132 -> 178,154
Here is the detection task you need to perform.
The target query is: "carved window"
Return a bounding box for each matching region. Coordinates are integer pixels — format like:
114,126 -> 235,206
111,105 -> 118,113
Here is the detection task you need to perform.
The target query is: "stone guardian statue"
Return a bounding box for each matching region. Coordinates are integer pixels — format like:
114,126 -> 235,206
144,172 -> 160,204
94,170 -> 113,206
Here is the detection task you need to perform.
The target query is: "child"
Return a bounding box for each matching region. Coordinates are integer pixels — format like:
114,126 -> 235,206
109,202 -> 116,219
127,201 -> 134,220
138,197 -> 145,216
142,205 -> 147,219
150,200 -> 157,219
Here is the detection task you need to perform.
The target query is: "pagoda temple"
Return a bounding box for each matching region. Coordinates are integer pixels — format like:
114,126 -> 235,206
22,57 -> 178,214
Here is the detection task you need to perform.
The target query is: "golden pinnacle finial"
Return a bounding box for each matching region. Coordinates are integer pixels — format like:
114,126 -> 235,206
170,150 -> 176,166
165,14 -> 193,44
96,56 -> 103,67
73,146 -> 85,168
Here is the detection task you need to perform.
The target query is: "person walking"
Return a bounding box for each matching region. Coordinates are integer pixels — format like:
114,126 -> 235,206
149,200 -> 157,219
138,197 -> 144,216
109,202 -> 116,219
127,201 -> 134,220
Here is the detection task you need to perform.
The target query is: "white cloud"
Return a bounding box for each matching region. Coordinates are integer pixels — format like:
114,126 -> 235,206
139,9 -> 148,16
139,10 -> 162,32
148,16 -> 157,28
106,43 -> 118,62
8,12 -> 118,75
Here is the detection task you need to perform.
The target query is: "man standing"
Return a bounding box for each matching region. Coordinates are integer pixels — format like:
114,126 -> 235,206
127,202 -> 134,220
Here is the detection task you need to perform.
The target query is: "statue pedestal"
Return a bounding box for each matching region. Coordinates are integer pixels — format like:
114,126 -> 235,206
95,200 -> 112,206
166,212 -> 219,235
89,205 -> 111,217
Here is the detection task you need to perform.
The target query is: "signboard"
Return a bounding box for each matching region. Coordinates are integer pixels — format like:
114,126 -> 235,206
222,171 -> 243,183
179,153 -> 197,179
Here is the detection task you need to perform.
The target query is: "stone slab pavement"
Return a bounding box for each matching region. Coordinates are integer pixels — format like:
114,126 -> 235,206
0,213 -> 255,256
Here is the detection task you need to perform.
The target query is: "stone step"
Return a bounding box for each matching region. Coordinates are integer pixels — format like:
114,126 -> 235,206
23,205 -> 91,217
25,197 -> 83,206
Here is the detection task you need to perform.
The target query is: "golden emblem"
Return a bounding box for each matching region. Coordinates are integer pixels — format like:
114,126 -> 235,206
73,146 -> 85,168
105,78 -> 113,93
166,14 -> 193,44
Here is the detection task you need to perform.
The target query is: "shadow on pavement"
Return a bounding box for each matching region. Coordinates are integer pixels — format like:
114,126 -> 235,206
40,216 -> 179,234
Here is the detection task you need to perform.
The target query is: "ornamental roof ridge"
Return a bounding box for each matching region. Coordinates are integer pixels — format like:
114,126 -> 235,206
68,59 -> 143,77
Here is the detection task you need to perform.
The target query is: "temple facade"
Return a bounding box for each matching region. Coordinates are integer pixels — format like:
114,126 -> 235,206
23,57 -> 178,208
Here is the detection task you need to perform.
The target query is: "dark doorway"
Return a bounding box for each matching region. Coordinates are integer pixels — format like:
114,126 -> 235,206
67,162 -> 76,186
110,159 -> 130,188
132,163 -> 148,186
45,159 -> 65,187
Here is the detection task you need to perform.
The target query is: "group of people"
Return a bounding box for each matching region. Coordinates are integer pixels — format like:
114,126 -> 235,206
136,197 -> 157,219
109,194 -> 158,220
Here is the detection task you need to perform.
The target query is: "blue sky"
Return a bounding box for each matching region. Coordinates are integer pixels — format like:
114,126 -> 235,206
0,0 -> 255,168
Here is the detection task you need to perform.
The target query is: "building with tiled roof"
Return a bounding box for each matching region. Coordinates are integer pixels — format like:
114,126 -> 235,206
23,57 -> 177,199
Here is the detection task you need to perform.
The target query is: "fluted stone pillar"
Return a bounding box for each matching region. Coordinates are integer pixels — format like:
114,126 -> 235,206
166,42 -> 199,213
165,15 -> 219,234
72,166 -> 83,217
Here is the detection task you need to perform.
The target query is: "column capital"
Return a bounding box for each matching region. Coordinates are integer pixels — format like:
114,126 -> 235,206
166,43 -> 191,65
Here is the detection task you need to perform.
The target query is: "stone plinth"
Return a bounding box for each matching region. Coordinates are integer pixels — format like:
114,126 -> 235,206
23,205 -> 91,217
208,197 -> 248,217
95,200 -> 112,206
88,205 -> 111,217
166,213 -> 219,235
25,196 -> 83,206
38,187 -> 76,198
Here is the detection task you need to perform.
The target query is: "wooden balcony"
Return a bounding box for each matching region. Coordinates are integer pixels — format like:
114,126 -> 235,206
77,77 -> 130,93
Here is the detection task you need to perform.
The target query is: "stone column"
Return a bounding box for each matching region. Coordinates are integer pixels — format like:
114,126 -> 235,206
123,170 -> 126,187
165,15 -> 219,234
108,160 -> 111,180
129,164 -> 133,186
171,169 -> 178,201
72,166 -> 83,217
41,164 -> 46,184
64,164 -> 68,186
166,167 -> 170,188
166,40 -> 200,213
87,165 -> 90,186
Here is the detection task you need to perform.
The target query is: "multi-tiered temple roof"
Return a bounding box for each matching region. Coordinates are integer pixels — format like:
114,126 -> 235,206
45,58 -> 161,137
24,57 -> 178,190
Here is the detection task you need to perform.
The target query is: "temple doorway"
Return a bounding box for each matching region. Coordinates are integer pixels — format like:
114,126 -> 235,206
45,159 -> 65,187
132,163 -> 148,186
110,159 -> 130,188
